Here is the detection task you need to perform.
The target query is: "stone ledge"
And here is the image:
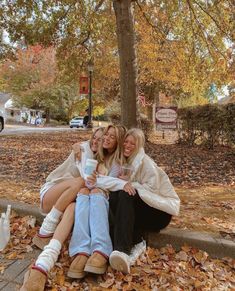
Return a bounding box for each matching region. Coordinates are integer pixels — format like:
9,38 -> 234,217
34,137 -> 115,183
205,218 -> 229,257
1,199 -> 234,259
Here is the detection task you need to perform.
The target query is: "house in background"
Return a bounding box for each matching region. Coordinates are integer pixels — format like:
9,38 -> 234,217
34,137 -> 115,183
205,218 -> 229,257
0,93 -> 10,113
0,92 -> 44,124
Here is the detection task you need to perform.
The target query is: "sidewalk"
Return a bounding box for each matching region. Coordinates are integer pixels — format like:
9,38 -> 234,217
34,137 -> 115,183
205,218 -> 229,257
0,198 -> 234,290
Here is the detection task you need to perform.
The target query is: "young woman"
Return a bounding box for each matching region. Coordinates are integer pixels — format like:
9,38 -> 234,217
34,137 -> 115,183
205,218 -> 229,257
67,125 -> 127,279
108,128 -> 180,274
32,128 -> 103,250
20,128 -> 104,291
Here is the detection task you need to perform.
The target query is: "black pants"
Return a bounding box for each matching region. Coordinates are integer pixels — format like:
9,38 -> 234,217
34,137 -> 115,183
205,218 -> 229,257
109,190 -> 172,254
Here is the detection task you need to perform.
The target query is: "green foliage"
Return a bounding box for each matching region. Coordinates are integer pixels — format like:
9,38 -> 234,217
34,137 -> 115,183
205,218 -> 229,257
93,105 -> 105,117
178,103 -> 235,149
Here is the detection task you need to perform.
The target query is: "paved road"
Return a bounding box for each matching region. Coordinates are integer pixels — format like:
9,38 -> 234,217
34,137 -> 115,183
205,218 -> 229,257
0,124 -> 85,136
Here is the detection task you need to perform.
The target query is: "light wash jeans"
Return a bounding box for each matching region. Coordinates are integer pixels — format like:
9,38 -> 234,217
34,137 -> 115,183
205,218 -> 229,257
69,193 -> 113,257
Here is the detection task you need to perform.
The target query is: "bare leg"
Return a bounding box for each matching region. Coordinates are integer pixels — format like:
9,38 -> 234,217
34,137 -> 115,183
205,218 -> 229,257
42,177 -> 85,213
53,202 -> 76,244
20,203 -> 76,291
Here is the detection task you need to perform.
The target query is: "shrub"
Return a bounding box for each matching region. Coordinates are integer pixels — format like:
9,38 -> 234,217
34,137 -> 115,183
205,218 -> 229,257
177,103 -> 235,149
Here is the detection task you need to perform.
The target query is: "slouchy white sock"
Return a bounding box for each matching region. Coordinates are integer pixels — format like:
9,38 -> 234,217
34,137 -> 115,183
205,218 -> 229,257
39,207 -> 63,236
35,239 -> 62,272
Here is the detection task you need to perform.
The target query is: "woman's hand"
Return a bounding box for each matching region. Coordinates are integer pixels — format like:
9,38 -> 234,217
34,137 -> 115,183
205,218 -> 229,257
86,171 -> 97,186
72,143 -> 81,161
118,174 -> 129,181
123,182 -> 136,196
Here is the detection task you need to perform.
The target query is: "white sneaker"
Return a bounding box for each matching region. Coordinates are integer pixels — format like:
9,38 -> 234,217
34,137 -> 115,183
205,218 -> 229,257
129,240 -> 146,265
109,251 -> 130,274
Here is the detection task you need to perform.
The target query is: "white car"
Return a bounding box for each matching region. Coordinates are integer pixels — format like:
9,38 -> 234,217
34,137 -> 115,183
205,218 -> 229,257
0,110 -> 4,132
69,116 -> 84,128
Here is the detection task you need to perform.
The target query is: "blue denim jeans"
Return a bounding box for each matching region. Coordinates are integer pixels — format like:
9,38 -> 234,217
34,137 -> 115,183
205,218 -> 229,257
69,193 -> 113,257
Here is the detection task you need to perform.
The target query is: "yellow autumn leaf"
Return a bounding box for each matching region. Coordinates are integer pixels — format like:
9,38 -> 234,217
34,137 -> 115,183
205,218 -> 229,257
6,252 -> 17,260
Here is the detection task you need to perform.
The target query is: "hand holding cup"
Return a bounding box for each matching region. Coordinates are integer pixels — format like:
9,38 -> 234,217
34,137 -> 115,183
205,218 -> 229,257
119,165 -> 133,181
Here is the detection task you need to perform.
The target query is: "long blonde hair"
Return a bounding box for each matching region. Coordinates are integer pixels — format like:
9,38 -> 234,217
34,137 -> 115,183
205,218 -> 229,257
97,124 -> 127,171
124,128 -> 145,164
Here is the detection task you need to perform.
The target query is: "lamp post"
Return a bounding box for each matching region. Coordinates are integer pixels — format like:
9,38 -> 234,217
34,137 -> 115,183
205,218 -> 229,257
87,59 -> 94,128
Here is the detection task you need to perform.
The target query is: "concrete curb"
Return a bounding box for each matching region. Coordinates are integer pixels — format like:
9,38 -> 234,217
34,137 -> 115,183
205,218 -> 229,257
148,229 -> 235,259
1,198 -> 234,259
0,198 -> 44,223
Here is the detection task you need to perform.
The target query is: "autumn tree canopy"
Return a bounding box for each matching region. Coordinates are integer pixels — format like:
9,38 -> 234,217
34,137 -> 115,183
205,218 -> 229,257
0,0 -> 234,126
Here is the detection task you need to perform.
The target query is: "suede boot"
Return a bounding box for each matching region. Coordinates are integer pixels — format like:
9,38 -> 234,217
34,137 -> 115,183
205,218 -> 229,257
84,252 -> 108,274
20,266 -> 47,291
32,233 -> 52,250
67,254 -> 89,279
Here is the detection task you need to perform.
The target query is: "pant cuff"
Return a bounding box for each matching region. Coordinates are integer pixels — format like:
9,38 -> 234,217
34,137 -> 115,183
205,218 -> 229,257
93,250 -> 109,259
77,252 -> 90,258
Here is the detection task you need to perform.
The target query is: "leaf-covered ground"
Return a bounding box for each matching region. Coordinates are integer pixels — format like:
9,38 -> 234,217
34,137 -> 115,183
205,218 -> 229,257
0,131 -> 235,290
0,131 -> 234,235
0,215 -> 234,290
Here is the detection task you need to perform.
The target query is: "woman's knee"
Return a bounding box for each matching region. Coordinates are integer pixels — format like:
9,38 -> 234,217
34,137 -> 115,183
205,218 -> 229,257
69,178 -> 85,192
90,188 -> 103,194
79,188 -> 90,195
118,190 -> 134,202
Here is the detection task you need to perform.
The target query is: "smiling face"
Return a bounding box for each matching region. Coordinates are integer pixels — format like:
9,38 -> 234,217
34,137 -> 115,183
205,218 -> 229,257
102,126 -> 117,153
90,129 -> 103,153
123,134 -> 136,158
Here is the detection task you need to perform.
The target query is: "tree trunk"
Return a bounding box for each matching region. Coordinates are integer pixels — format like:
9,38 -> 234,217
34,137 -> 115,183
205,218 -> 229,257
113,0 -> 138,128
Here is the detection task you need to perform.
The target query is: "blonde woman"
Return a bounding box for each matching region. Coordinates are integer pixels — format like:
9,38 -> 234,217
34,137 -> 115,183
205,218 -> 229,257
32,128 -> 104,250
20,128 -> 104,291
108,128 -> 180,274
67,125 -> 127,279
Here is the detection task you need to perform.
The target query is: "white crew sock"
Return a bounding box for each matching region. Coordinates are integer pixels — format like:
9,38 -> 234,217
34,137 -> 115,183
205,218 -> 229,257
39,207 -> 63,236
35,239 -> 62,272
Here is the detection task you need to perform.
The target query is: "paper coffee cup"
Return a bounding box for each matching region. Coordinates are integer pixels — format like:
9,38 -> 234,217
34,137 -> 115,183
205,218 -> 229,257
84,159 -> 98,178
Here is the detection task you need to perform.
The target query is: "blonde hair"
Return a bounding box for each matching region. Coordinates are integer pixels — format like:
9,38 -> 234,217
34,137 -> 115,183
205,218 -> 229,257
89,127 -> 104,153
124,128 -> 145,164
97,124 -> 127,171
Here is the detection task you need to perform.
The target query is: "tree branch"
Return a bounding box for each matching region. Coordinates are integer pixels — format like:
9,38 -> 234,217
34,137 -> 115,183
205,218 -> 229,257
135,0 -> 168,41
193,0 -> 231,39
186,0 -> 227,60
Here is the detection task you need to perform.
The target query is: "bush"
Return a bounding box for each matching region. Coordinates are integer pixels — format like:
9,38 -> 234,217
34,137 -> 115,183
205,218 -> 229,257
177,103 -> 235,149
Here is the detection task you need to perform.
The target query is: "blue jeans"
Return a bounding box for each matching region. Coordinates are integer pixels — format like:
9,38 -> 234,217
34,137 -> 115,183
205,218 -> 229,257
69,193 -> 113,257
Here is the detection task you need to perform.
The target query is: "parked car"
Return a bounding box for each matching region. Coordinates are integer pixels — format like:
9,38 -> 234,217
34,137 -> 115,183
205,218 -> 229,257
0,110 -> 4,132
69,116 -> 84,128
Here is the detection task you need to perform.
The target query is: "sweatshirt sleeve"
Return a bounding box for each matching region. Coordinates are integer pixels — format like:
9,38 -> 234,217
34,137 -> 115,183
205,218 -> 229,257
96,175 -> 127,191
46,151 -> 80,183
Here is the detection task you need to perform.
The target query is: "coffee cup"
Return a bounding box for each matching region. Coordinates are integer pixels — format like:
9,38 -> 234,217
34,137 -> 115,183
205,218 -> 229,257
84,159 -> 98,179
120,165 -> 133,179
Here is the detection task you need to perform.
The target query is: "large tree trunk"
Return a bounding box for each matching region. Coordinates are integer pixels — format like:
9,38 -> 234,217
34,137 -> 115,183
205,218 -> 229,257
113,0 -> 138,128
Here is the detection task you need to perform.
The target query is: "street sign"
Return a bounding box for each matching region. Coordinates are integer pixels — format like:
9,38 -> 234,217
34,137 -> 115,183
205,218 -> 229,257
156,106 -> 177,130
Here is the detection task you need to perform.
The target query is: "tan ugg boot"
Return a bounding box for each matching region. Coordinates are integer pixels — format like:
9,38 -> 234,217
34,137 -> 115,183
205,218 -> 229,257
20,266 -> 47,291
67,254 -> 89,279
84,252 -> 108,274
32,233 -> 52,250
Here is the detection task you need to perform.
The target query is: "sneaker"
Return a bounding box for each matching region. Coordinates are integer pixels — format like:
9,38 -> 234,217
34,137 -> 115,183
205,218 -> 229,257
67,254 -> 89,279
84,252 -> 108,274
32,233 -> 52,250
20,266 -> 47,291
129,240 -> 146,265
109,251 -> 130,274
